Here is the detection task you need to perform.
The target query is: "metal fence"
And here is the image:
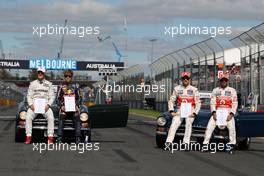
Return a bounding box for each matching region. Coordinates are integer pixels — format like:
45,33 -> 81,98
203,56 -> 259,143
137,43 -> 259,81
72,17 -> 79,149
91,23 -> 264,112
230,22 -> 264,105
149,38 -> 225,111
148,23 -> 264,111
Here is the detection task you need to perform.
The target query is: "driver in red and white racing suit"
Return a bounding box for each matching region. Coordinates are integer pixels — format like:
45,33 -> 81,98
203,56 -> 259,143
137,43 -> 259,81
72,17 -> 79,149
165,72 -> 201,148
202,72 -> 238,153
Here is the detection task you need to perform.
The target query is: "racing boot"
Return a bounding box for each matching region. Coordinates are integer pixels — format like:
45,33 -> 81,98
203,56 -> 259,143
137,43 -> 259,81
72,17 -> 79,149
24,136 -> 32,144
47,136 -> 54,144
184,143 -> 190,152
201,144 -> 209,152
56,137 -> 62,143
76,137 -> 81,144
226,144 -> 235,154
164,142 -> 172,151
84,135 -> 90,144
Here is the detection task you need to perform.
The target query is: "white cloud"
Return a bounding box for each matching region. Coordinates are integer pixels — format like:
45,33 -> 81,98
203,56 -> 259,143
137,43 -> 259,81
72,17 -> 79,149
118,0 -> 264,23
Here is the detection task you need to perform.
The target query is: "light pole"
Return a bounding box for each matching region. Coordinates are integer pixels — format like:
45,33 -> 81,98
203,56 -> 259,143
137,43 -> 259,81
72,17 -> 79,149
149,38 -> 157,80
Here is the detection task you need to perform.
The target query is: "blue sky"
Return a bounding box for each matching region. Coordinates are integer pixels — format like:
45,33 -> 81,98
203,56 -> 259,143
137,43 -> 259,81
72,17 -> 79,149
0,0 -> 263,78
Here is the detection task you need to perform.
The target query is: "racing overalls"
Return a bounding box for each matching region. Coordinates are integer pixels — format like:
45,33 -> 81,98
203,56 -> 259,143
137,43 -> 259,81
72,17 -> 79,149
166,84 -> 201,144
26,79 -> 55,136
56,83 -> 82,137
203,86 -> 238,145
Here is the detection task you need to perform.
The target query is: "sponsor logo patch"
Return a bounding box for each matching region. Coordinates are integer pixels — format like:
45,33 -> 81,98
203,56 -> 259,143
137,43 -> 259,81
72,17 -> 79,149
43,83 -> 50,87
34,89 -> 48,93
178,90 -> 183,94
187,90 -> 193,95
225,91 -> 231,96
215,91 -> 221,96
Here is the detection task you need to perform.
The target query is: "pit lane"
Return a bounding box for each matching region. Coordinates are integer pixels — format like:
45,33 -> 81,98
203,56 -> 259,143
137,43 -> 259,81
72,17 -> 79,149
0,111 -> 264,176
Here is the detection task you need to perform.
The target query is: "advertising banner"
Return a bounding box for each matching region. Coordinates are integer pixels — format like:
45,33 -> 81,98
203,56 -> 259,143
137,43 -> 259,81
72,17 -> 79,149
0,59 -> 124,71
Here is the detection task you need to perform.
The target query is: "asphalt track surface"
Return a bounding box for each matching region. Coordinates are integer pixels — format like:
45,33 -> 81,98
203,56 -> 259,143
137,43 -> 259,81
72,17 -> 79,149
0,107 -> 264,176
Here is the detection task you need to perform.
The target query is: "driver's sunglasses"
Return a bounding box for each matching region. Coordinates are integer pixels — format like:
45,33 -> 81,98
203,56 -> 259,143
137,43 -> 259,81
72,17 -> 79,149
37,71 -> 44,75
181,77 -> 190,80
64,75 -> 72,78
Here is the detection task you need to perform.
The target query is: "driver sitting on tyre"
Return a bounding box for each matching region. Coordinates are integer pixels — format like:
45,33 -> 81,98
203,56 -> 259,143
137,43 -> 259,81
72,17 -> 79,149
56,69 -> 82,144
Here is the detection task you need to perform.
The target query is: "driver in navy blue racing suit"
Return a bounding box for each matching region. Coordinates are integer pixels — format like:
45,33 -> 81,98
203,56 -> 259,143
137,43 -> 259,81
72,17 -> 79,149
56,69 -> 82,144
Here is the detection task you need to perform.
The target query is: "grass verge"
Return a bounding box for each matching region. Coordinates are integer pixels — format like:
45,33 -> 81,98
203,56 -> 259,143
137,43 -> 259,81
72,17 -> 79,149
129,108 -> 161,119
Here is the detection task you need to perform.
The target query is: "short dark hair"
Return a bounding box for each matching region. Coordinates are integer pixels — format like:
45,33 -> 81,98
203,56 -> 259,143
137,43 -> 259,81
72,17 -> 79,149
63,69 -> 73,76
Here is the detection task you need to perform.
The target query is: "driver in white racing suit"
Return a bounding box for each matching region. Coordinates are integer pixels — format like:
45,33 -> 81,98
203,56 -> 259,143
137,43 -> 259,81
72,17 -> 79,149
202,72 -> 238,153
25,67 -> 55,144
165,72 -> 201,150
